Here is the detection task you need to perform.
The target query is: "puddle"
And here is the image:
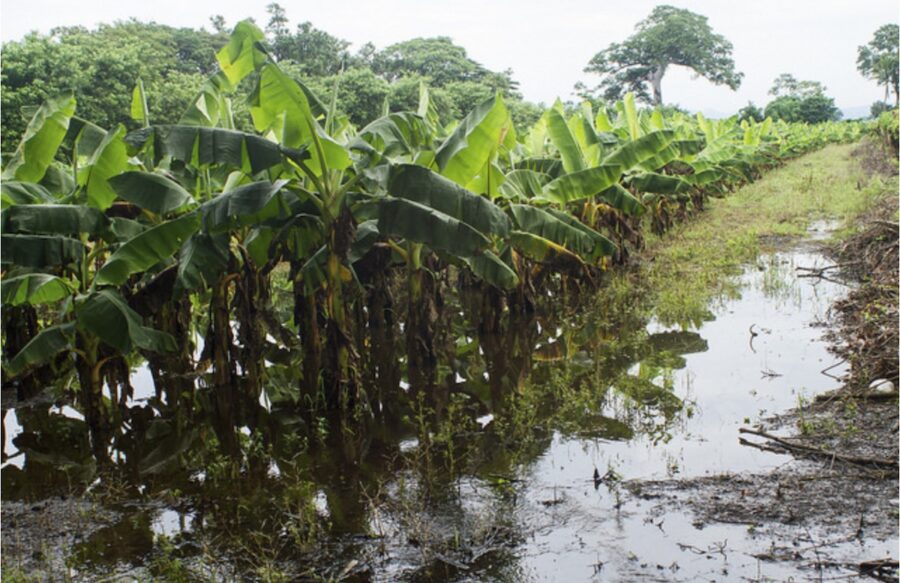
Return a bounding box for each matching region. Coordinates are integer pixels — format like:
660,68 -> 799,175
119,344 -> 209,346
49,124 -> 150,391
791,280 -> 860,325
2,232 -> 895,581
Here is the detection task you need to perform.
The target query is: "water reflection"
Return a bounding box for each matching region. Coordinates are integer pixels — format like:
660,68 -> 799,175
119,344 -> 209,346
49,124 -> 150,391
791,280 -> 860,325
1,244 -> 861,581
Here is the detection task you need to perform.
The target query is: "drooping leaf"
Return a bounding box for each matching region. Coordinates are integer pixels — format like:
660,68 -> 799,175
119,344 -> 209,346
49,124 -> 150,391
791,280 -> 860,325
509,204 -> 613,261
463,251 -> 519,289
0,234 -> 84,268
498,169 -> 551,201
602,130 -> 676,172
1,274 -> 75,306
175,232 -> 231,293
96,213 -> 201,286
5,322 -> 76,376
125,125 -> 284,174
2,94 -> 76,183
597,184 -> 646,216
509,231 -> 583,266
349,220 -> 380,263
377,198 -> 490,257
1,182 -> 56,208
107,171 -> 194,215
541,164 -> 623,204
388,165 -> 510,237
75,289 -> 176,353
543,208 -> 617,259
629,172 -> 691,195
200,180 -> 290,232
2,205 -> 106,235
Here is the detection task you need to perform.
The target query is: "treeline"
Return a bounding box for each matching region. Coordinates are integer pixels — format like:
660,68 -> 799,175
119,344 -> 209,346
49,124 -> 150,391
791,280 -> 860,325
0,4 -> 542,153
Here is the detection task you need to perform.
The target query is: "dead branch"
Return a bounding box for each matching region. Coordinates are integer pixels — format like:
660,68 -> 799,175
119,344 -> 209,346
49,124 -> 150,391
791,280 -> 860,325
738,427 -> 898,469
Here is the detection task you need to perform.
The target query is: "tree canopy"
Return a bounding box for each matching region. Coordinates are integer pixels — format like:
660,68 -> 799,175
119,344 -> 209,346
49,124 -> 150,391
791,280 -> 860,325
581,5 -> 743,105
0,6 -> 541,150
763,74 -> 841,124
857,24 -> 899,107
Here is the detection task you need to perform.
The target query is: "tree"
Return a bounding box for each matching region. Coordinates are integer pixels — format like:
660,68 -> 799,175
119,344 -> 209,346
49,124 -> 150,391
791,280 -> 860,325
763,75 -> 841,124
1,21 -> 226,151
870,100 -> 894,118
372,37 -> 516,91
582,5 -> 742,105
857,24 -> 899,107
738,102 -> 764,123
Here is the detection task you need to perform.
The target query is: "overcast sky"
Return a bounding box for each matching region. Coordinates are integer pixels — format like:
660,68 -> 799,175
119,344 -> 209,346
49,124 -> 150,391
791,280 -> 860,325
2,0 -> 897,116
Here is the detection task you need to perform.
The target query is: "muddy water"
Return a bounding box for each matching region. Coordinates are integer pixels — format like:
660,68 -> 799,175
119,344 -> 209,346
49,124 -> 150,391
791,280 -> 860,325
2,232 -> 895,581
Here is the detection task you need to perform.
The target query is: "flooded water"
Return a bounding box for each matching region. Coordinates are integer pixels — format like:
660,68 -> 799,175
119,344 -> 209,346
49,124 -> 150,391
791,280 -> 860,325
2,230 -> 896,581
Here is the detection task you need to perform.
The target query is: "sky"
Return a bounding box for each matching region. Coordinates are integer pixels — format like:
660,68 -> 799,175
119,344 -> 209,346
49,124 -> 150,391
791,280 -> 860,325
1,0 -> 897,117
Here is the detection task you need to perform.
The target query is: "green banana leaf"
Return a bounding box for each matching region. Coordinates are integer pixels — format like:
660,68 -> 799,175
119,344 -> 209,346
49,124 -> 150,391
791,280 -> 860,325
377,197 -> 490,257
629,172 -> 691,195
602,130 -> 676,172
498,169 -> 551,201
216,20 -> 267,86
78,126 -> 129,210
131,79 -> 150,126
541,164 -> 623,204
1,182 -> 57,207
509,230 -> 583,266
251,63 -> 351,173
108,171 -> 194,215
2,205 -> 106,235
597,184 -> 646,216
509,204 -> 611,261
388,165 -> 511,237
5,322 -> 76,376
544,105 -> 586,173
463,250 -> 519,289
125,125 -> 285,174
75,289 -> 176,353
435,94 -> 515,187
357,112 -> 433,159
175,232 -> 231,293
1,274 -> 75,306
96,213 -> 201,286
200,180 -> 291,232
543,208 -> 616,258
2,94 -> 76,183
0,234 -> 84,268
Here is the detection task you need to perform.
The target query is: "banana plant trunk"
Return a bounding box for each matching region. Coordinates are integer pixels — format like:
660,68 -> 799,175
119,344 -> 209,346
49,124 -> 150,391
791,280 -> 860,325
322,205 -> 359,411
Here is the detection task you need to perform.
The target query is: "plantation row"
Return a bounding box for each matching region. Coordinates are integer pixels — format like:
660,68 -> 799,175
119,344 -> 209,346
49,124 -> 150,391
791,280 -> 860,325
1,22 -> 864,455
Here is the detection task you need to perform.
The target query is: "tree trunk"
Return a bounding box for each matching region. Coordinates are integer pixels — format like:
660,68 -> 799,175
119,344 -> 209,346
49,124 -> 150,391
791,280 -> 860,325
650,64 -> 667,106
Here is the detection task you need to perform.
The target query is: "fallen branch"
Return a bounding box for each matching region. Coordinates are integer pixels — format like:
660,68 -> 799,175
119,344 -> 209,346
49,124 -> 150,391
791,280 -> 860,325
738,427 -> 898,469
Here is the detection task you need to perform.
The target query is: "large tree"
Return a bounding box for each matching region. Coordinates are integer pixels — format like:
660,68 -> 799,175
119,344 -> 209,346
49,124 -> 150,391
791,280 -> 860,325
857,24 -> 899,107
763,74 -> 841,124
582,5 -> 742,105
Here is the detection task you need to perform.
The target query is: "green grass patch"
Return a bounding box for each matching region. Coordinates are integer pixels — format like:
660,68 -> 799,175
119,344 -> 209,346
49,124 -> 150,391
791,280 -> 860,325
638,143 -> 890,327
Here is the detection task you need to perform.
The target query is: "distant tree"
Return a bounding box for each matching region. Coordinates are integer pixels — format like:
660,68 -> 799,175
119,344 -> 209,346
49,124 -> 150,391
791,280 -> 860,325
582,5 -> 742,105
1,21 -> 226,151
303,67 -> 391,127
870,100 -> 894,118
209,15 -> 228,34
763,75 -> 841,124
768,74 -> 826,99
857,24 -> 899,107
372,37 -> 516,91
738,102 -> 764,122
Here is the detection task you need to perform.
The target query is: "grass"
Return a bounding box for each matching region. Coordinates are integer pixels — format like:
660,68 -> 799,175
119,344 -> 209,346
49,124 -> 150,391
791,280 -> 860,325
638,143 -> 891,326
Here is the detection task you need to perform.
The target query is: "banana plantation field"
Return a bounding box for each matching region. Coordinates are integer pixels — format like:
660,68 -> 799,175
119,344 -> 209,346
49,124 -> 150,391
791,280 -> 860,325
1,21 -> 893,583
